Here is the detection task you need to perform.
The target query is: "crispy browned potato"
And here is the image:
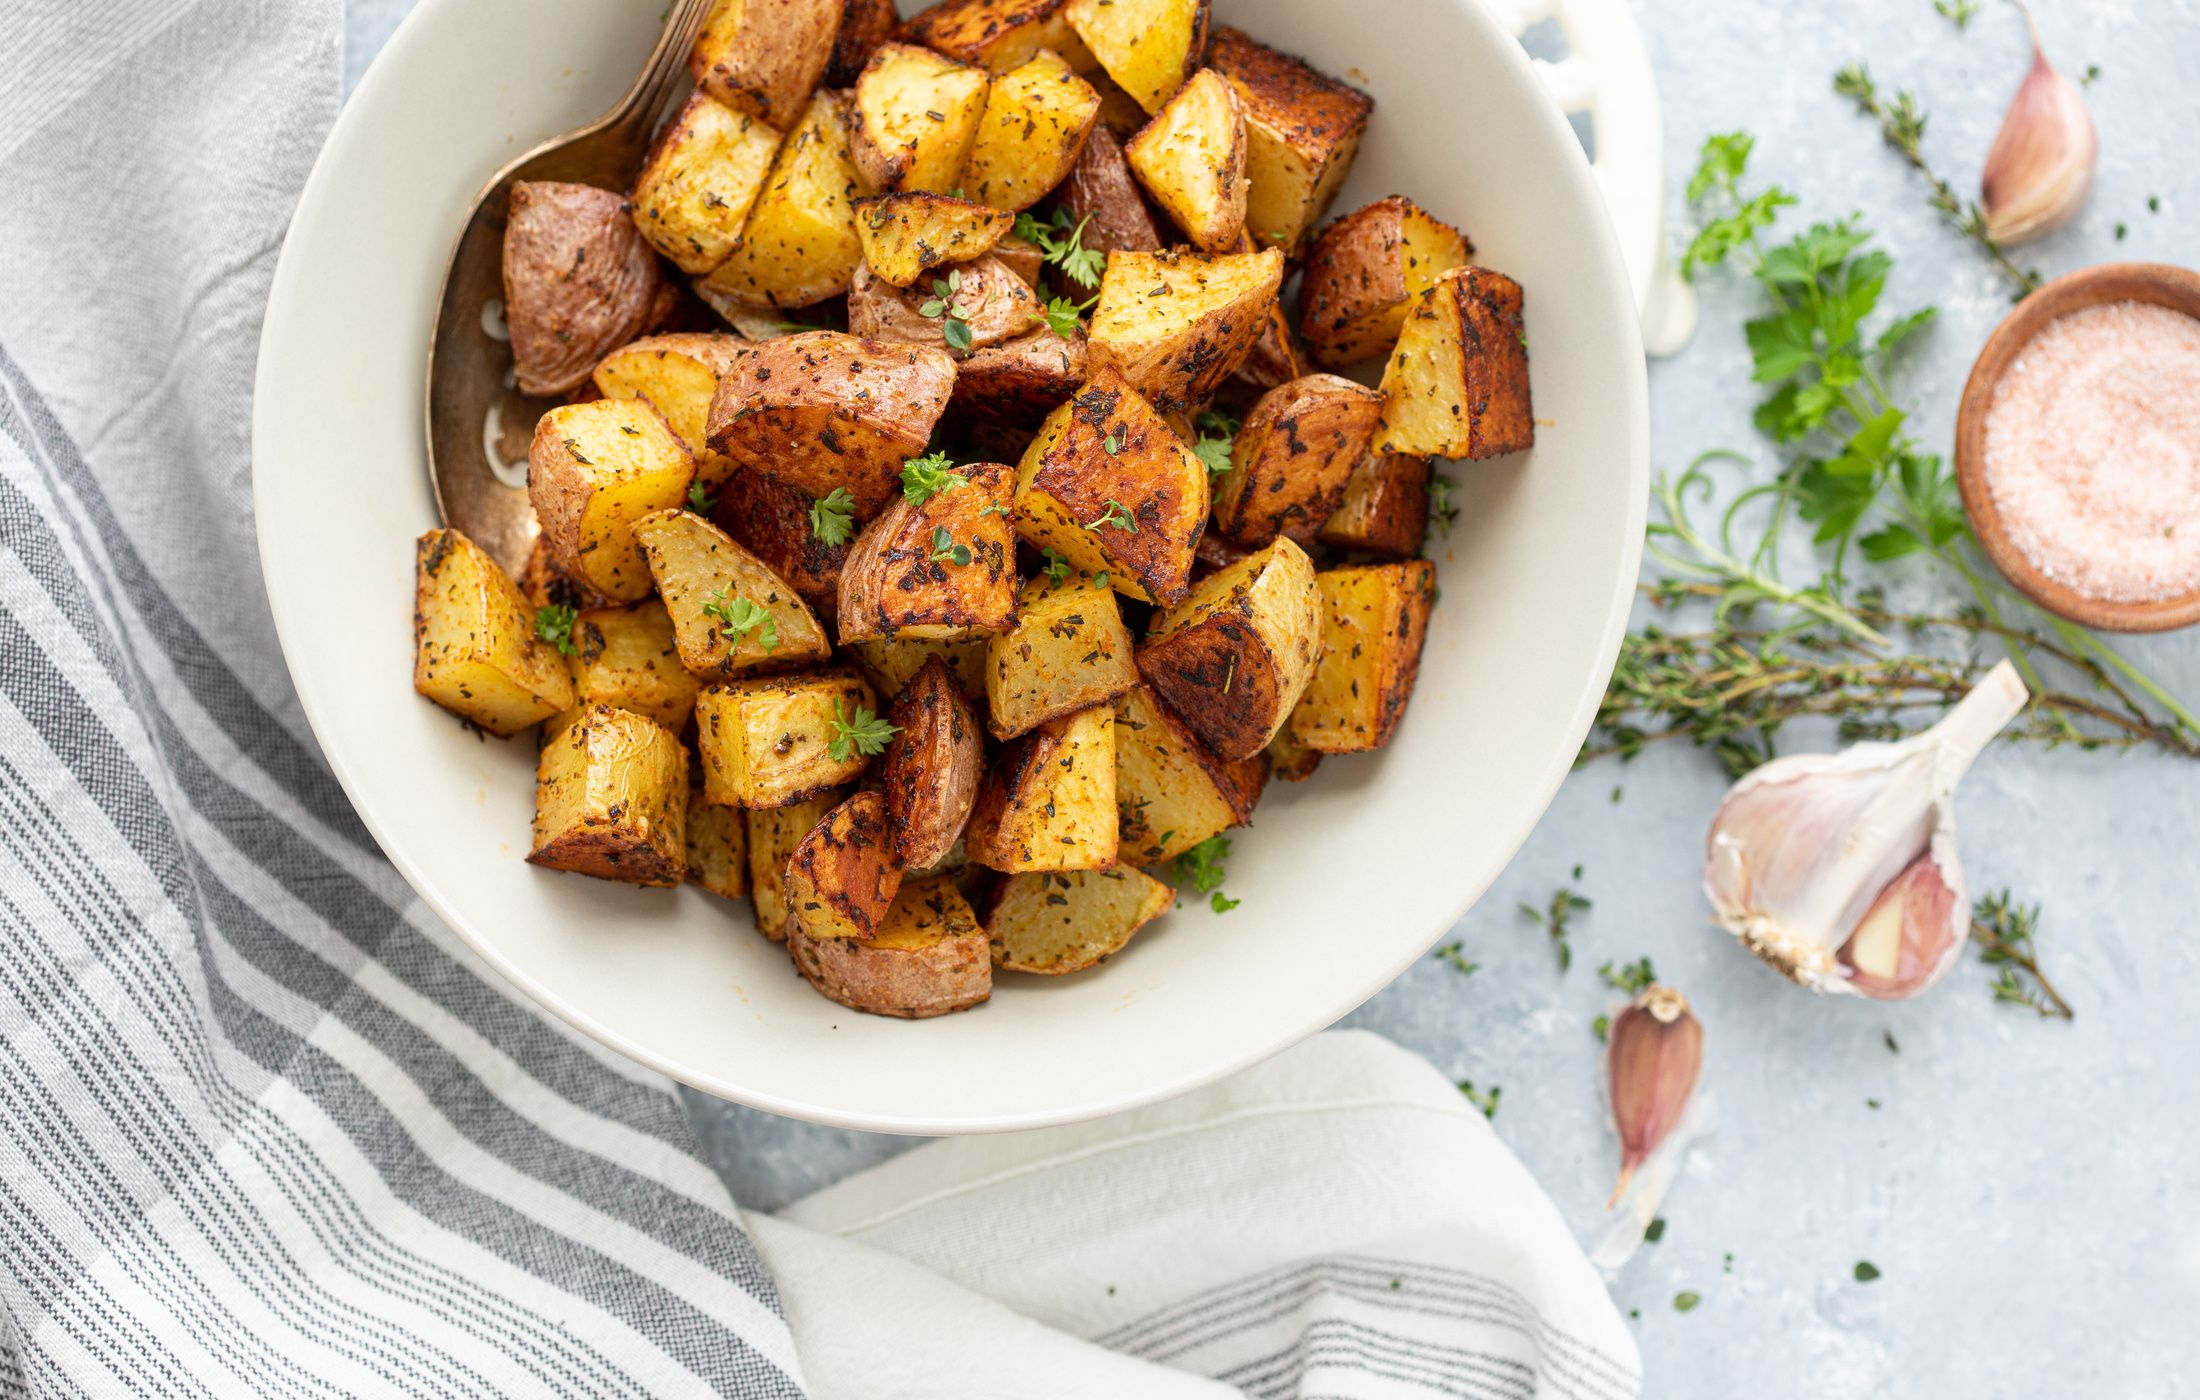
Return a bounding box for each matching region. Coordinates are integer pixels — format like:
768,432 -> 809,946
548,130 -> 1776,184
843,638 -> 985,703
987,866 -> 1173,973
826,0 -> 901,85
837,462 -> 1018,640
747,790 -> 843,938
1087,71 -> 1153,138
1124,68 -> 1247,252
414,529 -> 577,735
519,535 -> 604,613
853,192 -> 1016,288
1264,724 -> 1323,782
961,50 -> 1103,213
591,333 -> 749,485
985,570 -> 1137,738
1136,535 -> 1320,760
690,0 -> 842,129
705,330 -> 957,516
632,509 -> 832,676
1318,451 -> 1431,558
1372,267 -> 1533,460
964,704 -> 1117,871
882,656 -> 985,868
785,790 -> 904,940
696,669 -> 879,807
502,182 -> 670,396
1299,196 -> 1474,369
1208,27 -> 1372,254
566,599 -> 703,732
991,231 -> 1047,288
847,258 -> 1043,354
1210,373 -> 1384,546
951,326 -> 1088,428
630,93 -> 784,275
1229,242 -> 1304,391
1061,123 -> 1164,255
851,43 -> 992,193
905,0 -> 1097,71
1013,368 -> 1209,605
1290,561 -> 1437,753
1190,527 -> 1252,582
698,90 -> 868,310
529,399 -> 697,601
790,875 -> 992,1017
1064,0 -> 1209,114
1087,247 -> 1284,413
686,791 -> 751,899
529,704 -> 688,884
1113,682 -> 1264,863
710,473 -> 849,620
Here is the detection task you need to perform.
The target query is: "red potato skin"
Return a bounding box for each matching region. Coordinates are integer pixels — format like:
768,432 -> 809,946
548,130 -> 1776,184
787,912 -> 992,1017
1060,123 -> 1164,255
1212,373 -> 1385,547
502,182 -> 671,396
786,790 -> 903,940
710,473 -> 851,621
950,326 -> 1086,428
836,463 -> 1020,640
827,0 -> 903,85
846,257 -> 1044,354
883,656 -> 986,868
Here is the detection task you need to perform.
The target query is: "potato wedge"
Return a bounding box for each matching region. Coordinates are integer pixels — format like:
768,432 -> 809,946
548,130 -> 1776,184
567,600 -> 702,732
847,257 -> 1043,355
528,704 -> 688,885
985,570 -> 1138,738
950,326 -> 1087,428
520,535 -> 604,613
686,790 -> 751,899
1210,373 -> 1384,546
1372,267 -> 1533,460
709,473 -> 849,619
1087,247 -> 1284,413
705,330 -> 957,516
1208,27 -> 1372,254
747,790 -> 843,938
696,669 -> 879,807
844,636 -> 988,702
630,93 -> 784,275
961,50 -> 1103,213
690,0 -> 842,129
785,790 -> 904,940
502,182 -> 670,396
1013,368 -> 1209,605
1113,682 -> 1263,863
1318,451 -> 1431,558
1264,723 -> 1322,782
790,875 -> 992,1017
414,529 -> 577,735
988,866 -> 1172,973
633,508 -> 832,676
591,333 -> 749,485
1136,535 -> 1320,759
851,43 -> 992,193
1290,561 -> 1437,753
698,90 -> 867,310
853,191 -> 1016,288
965,704 -> 1117,872
837,462 -> 1019,641
1299,196 -> 1474,370
1124,68 -> 1247,252
882,655 -> 986,868
826,0 -> 900,85
528,399 -> 696,602
1061,123 -> 1164,255
905,0 -> 1097,72
1064,0 -> 1208,114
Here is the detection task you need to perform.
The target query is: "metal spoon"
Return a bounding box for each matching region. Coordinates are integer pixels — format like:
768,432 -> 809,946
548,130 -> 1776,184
422,0 -> 718,578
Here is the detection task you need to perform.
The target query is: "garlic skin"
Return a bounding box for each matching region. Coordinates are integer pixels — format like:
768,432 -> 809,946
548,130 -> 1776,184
1980,4 -> 2098,245
1607,985 -> 1703,1207
1702,660 -> 2027,999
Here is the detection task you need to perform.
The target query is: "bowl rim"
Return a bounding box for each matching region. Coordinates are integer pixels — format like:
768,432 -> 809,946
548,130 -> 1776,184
1953,260 -> 2200,634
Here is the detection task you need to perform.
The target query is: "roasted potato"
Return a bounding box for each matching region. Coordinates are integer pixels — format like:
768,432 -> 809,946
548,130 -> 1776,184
690,0 -> 842,129
1208,27 -> 1372,254
853,191 -> 1016,288
696,668 -> 879,807
414,529 -> 577,735
965,703 -> 1118,871
528,704 -> 688,885
698,90 -> 867,310
1013,368 -> 1209,605
837,462 -> 1019,641
710,472 -> 850,619
1318,451 -> 1431,558
1299,196 -> 1474,369
845,635 -> 990,700
1136,535 -> 1320,760
591,333 -> 749,485
1290,561 -> 1436,753
1264,723 -> 1322,782
790,875 -> 992,1017
1061,123 -> 1165,255
961,50 -> 1103,213
629,92 -> 784,275
502,182 -> 670,396
1064,0 -> 1209,114
1124,68 -> 1247,252
883,656 -> 986,868
847,257 -> 1043,354
632,509 -> 832,676
1087,247 -> 1284,413
785,790 -> 904,940
991,231 -> 1048,288
1209,373 -> 1385,546
851,43 -> 992,193
528,399 -> 697,602
1113,682 -> 1263,863
566,599 -> 703,731
826,0 -> 901,85
1229,245 -> 1304,392
985,570 -> 1138,738
950,326 -> 1088,428
905,0 -> 1097,72
1372,266 -> 1533,460
747,789 -> 843,938
705,330 -> 957,516
686,790 -> 751,899
1088,70 -> 1155,138
520,535 -> 605,613
988,866 -> 1173,973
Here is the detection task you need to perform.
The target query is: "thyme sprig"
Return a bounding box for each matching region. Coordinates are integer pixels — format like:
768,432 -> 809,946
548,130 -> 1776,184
1520,870 -> 1591,972
1973,890 -> 2073,1019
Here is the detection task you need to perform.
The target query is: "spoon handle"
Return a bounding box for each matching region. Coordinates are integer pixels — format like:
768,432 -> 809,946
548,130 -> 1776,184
605,0 -> 720,151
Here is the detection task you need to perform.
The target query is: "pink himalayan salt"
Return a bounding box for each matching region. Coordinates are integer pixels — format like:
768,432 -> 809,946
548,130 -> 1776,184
1983,300 -> 2200,603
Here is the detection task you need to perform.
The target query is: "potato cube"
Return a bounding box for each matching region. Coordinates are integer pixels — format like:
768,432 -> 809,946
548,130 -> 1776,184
965,703 -> 1118,872
630,93 -> 784,275
632,509 -> 831,677
1210,373 -> 1385,547
844,636 -> 989,700
696,669 -> 878,807
1136,535 -> 1321,760
905,0 -> 1098,72
528,704 -> 688,885
502,182 -> 671,396
709,473 -> 850,621
1113,682 -> 1264,863
413,529 -> 576,735
567,599 -> 703,732
785,790 -> 904,940
985,570 -> 1138,738
837,462 -> 1019,641
690,0 -> 842,129
1372,267 -> 1533,460
790,875 -> 992,1017
1208,27 -> 1372,254
961,50 -> 1104,213
1087,247 -> 1284,413
686,791 -> 751,899
528,399 -> 696,602
699,90 -> 868,310
1064,0 -> 1208,114
881,656 -> 986,869
851,43 -> 992,194
747,790 -> 843,939
827,0 -> 901,86
853,191 -> 1015,288
987,866 -> 1173,973
1289,561 -> 1437,753
951,325 -> 1088,429
1318,451 -> 1432,559
591,333 -> 749,486
1299,196 -> 1473,369
1125,68 -> 1247,252
1062,123 -> 1164,255
848,257 -> 1044,355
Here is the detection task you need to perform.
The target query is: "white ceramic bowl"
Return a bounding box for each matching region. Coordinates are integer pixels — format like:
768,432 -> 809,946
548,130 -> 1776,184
254,0 -> 1648,1133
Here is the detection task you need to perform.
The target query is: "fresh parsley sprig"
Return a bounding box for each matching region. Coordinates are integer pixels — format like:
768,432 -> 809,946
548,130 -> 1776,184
1191,409 -> 1239,477
902,452 -> 967,506
1039,293 -> 1099,339
1174,835 -> 1239,912
535,604 -> 579,657
1013,208 -> 1107,290
701,587 -> 778,653
810,487 -> 856,545
827,699 -> 899,762
687,480 -> 717,515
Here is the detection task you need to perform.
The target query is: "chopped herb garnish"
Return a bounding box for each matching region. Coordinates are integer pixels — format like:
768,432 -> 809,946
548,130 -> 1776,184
1457,1080 -> 1501,1119
1853,1261 -> 1880,1283
1427,473 -> 1460,540
687,480 -> 717,514
1013,208 -> 1107,290
1520,880 -> 1591,972
929,525 -> 972,566
1174,835 -> 1230,893
1598,956 -> 1656,995
826,699 -> 899,762
1085,499 -> 1136,533
810,486 -> 856,545
1645,1217 -> 1667,1243
1192,409 -> 1239,476
1674,1291 -> 1702,1313
1433,942 -> 1478,976
701,588 -> 778,653
535,604 -> 578,657
901,452 -> 967,505
918,269 -> 979,352
1040,547 -> 1073,587
1040,293 -> 1097,339
1209,891 -> 1241,914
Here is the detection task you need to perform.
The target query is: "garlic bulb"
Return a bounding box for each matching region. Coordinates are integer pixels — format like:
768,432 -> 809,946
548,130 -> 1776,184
1980,3 -> 2097,245
1607,985 -> 1703,1206
1702,660 -> 2028,999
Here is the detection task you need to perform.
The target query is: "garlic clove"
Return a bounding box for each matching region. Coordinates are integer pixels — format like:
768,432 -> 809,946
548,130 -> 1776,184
1981,2 -> 2098,246
1607,984 -> 1703,1208
1838,851 -> 1965,1000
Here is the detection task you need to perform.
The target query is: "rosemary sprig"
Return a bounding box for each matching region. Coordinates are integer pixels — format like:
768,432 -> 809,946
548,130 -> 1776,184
1972,890 -> 2073,1019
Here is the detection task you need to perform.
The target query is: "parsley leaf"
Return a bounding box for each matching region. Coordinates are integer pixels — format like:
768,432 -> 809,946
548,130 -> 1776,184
687,480 -> 717,514
534,604 -> 579,657
1040,547 -> 1073,586
826,699 -> 899,763
1192,409 -> 1239,476
1015,209 -> 1107,290
701,588 -> 778,653
1040,293 -> 1096,339
809,487 -> 856,545
1174,835 -> 1230,894
902,452 -> 967,506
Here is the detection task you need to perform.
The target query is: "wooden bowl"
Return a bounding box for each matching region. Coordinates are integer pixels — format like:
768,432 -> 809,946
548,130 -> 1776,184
1954,260 -> 2200,633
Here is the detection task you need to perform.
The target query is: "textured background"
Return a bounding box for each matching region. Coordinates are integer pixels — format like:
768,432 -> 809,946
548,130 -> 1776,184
342,2 -> 2200,1394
